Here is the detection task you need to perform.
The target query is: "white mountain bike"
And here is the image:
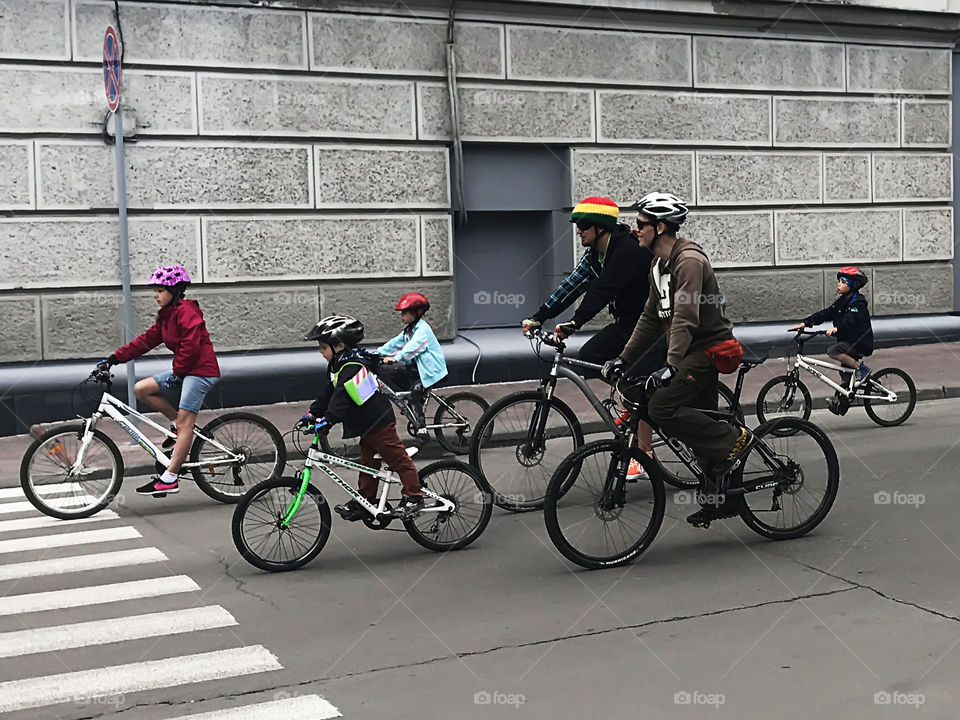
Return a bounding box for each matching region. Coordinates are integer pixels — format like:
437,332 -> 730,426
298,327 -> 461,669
20,368 -> 286,519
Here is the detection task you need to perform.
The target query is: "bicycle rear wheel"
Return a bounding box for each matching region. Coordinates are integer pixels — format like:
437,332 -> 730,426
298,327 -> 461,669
469,392 -> 583,512
20,423 -> 124,519
191,412 -> 286,503
433,392 -> 489,456
544,440 -> 665,569
232,476 -> 331,572
862,367 -> 916,427
404,460 -> 493,551
736,417 -> 839,540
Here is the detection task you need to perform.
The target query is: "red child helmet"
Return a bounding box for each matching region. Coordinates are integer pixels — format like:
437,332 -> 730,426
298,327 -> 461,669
395,292 -> 430,316
837,266 -> 868,289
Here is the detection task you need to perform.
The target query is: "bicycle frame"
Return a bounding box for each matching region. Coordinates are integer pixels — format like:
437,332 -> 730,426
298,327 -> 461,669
377,383 -> 469,432
282,437 -> 456,526
792,354 -> 896,402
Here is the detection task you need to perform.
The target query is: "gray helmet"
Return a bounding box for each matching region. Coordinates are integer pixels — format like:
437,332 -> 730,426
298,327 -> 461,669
303,315 -> 364,347
632,192 -> 688,227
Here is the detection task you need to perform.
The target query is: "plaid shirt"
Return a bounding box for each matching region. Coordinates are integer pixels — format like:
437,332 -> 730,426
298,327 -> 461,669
534,250 -> 598,322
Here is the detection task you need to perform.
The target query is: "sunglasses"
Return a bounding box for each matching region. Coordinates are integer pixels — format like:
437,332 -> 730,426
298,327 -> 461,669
636,220 -> 657,231
574,219 -> 594,232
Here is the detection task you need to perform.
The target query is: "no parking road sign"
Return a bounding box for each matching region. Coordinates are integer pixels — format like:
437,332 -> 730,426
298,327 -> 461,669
103,25 -> 121,111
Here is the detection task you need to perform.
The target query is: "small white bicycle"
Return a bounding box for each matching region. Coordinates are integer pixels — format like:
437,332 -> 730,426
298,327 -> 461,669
20,368 -> 286,519
756,329 -> 917,429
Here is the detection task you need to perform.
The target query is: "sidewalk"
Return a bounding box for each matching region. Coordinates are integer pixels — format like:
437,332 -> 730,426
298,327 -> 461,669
2,340 -> 957,482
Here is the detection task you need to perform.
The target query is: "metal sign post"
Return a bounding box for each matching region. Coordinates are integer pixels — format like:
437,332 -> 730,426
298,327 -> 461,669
104,26 -> 136,417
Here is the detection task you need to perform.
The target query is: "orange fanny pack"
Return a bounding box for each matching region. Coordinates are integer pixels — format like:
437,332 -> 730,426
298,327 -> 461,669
704,338 -> 743,374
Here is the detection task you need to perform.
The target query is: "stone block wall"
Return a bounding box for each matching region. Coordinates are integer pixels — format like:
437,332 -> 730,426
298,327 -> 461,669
0,0 -> 954,362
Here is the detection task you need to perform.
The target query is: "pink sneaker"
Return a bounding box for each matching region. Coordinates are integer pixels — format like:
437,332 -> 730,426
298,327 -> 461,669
136,477 -> 179,497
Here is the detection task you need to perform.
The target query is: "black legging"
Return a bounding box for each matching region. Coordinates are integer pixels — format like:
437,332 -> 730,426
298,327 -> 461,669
579,321 -> 666,378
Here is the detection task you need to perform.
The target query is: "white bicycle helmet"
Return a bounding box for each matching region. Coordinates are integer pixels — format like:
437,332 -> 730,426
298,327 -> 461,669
632,192 -> 689,227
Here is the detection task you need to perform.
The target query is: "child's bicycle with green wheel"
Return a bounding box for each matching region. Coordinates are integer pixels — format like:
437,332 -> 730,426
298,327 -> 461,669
232,421 -> 494,572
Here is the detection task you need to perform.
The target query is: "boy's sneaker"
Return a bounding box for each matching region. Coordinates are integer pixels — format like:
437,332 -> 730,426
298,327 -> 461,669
686,500 -> 739,528
393,494 -> 425,518
855,363 -> 871,384
334,499 -> 369,522
136,476 -> 179,497
161,424 -> 178,451
707,428 -> 757,483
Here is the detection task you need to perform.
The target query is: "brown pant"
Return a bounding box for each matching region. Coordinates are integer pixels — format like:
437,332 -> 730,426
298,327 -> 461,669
357,421 -> 421,500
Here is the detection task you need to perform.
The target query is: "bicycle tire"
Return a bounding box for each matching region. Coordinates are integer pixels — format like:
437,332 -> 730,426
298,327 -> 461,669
863,367 -> 917,427
469,391 -> 584,512
755,375 -> 812,435
232,476 -> 331,572
403,460 -> 493,552
20,423 -> 124,520
736,417 -> 839,540
433,392 -> 489,456
191,412 -> 286,504
544,440 -> 665,569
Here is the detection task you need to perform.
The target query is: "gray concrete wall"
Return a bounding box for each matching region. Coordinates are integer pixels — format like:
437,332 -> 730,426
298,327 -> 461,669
0,0 -> 954,363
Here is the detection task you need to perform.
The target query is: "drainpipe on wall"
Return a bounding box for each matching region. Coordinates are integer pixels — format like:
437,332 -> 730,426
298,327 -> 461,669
445,0 -> 467,228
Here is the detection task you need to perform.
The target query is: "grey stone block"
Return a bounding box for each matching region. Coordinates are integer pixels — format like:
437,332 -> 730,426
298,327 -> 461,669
902,100 -> 951,147
421,215 -> 453,276
0,142 -> 32,210
774,97 -> 898,147
507,25 -> 689,86
693,36 -> 843,91
571,149 -> 694,206
872,263 -> 953,315
0,296 -> 41,362
74,1 -> 306,69
418,83 -> 594,142
824,153 -> 871,204
697,152 -> 821,206
682,211 -> 773,268
0,216 -> 199,289
903,207 -> 953,261
847,45 -> 951,94
310,15 -> 502,78
315,146 -> 448,208
199,74 -> 415,140
37,141 -> 313,209
775,209 -> 901,265
201,216 -> 420,282
0,67 -> 196,134
822,267 -> 873,310
41,290 -> 149,359
716,269 -> 824,323
321,280 -> 454,342
0,0 -> 67,60
873,153 -> 952,202
598,91 -> 770,145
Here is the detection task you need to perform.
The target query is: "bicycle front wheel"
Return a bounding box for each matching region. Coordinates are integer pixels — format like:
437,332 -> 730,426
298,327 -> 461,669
232,477 -> 331,572
544,440 -> 665,569
863,367 -> 916,427
20,423 -> 124,519
736,417 -> 839,540
755,375 -> 812,435
404,460 -> 493,551
469,392 -> 583,512
191,412 -> 286,503
433,392 -> 489,456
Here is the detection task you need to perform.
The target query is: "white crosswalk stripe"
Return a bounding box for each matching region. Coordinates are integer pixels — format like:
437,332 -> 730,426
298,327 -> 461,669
0,546 -> 167,581
0,509 -> 118,534
0,575 -> 200,615
164,694 -> 343,719
0,525 -> 139,554
0,484 -> 92,500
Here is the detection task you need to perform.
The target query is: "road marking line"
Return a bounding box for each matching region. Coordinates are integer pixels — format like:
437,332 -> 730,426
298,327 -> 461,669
0,575 -> 199,616
0,484 -> 92,500
0,547 -> 167,582
0,510 -> 118,534
0,645 -> 282,713
163,694 -> 342,719
0,605 -> 237,658
0,526 -> 139,555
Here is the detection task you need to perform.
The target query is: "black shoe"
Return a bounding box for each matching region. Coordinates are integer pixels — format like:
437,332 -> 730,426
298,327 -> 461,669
161,424 -> 178,451
136,476 -> 179,497
393,494 -> 425,518
334,498 -> 369,522
686,502 -> 739,528
706,428 -> 757,483
827,395 -> 850,416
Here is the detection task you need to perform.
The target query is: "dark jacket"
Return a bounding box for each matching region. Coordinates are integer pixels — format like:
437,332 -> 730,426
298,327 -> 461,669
531,223 -> 653,329
309,349 -> 395,438
804,292 -> 874,356
113,299 -> 220,378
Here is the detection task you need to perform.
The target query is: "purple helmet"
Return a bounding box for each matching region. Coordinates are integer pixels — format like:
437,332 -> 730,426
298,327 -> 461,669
147,265 -> 192,287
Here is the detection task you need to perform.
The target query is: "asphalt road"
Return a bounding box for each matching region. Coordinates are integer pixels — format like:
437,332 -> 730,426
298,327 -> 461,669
2,398 -> 960,719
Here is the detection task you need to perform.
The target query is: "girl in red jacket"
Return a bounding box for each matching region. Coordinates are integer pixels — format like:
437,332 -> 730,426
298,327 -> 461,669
97,265 -> 220,497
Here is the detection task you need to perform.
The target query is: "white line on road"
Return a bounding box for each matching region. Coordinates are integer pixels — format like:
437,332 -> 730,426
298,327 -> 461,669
0,645 -> 282,713
163,694 -> 342,719
0,510 -> 118,534
0,484 -> 87,500
0,497 -> 100,515
0,575 -> 199,616
0,547 -> 168,582
0,526 -> 139,555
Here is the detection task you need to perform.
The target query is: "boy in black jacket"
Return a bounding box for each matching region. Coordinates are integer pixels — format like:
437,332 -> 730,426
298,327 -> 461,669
301,315 -> 423,520
790,266 -> 874,413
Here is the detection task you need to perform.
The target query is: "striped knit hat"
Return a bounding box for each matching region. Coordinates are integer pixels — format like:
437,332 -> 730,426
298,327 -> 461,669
570,196 -> 619,230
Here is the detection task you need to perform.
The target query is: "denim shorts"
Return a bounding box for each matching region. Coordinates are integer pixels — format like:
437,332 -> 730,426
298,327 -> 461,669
152,372 -> 219,414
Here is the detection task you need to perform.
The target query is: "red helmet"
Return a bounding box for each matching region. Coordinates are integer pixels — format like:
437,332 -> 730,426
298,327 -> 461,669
395,292 -> 430,315
837,266 -> 868,288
